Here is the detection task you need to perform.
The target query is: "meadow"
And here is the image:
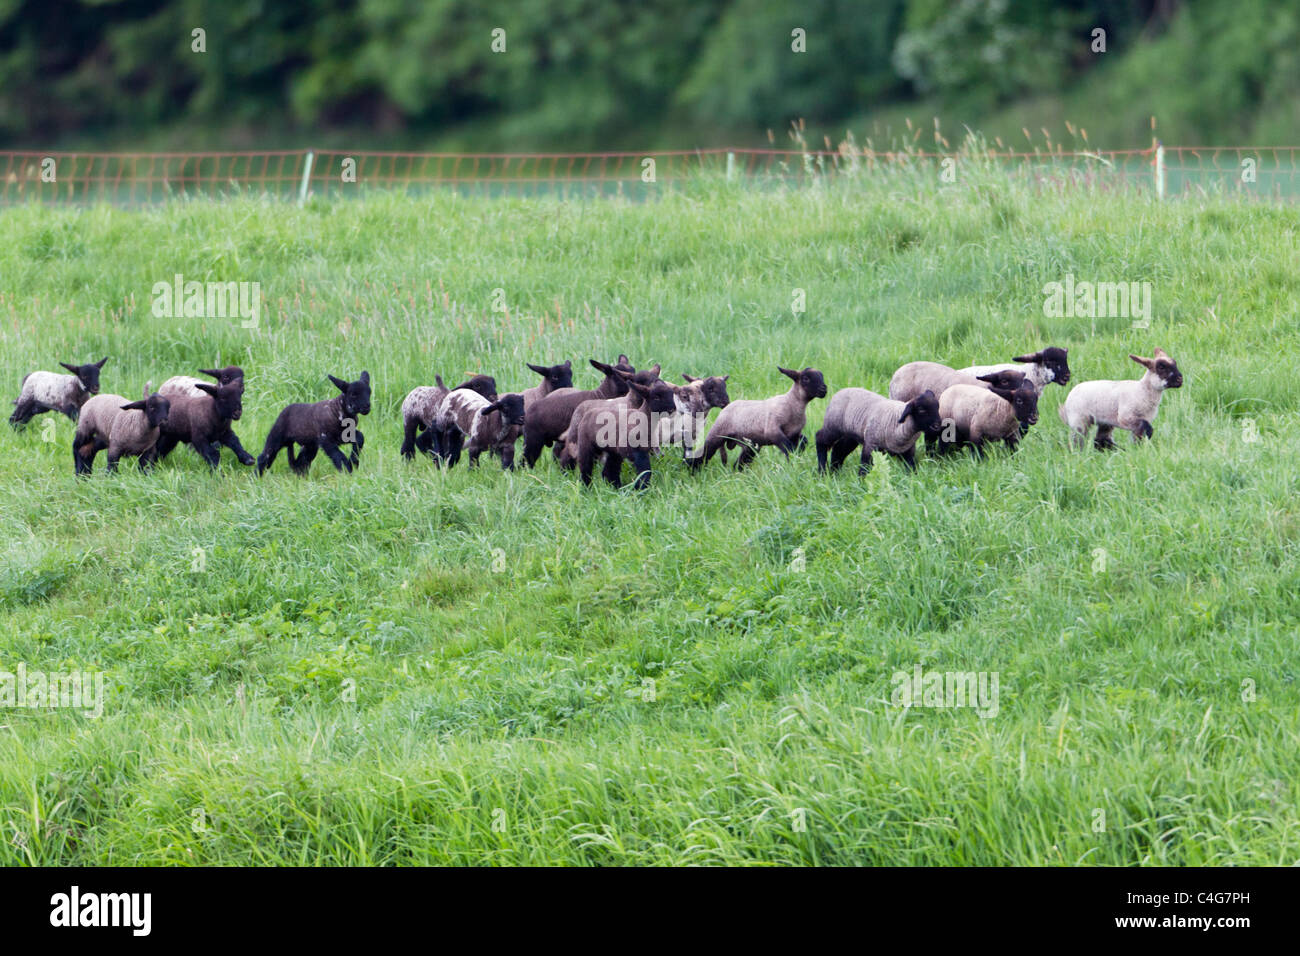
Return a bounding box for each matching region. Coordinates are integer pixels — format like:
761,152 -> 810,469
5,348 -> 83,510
0,166 -> 1297,865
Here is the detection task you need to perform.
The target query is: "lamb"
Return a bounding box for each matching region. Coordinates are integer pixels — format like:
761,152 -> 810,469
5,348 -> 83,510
522,355 -> 638,467
567,377 -> 686,489
400,374 -> 498,460
700,366 -> 827,469
72,383 -> 171,475
936,379 -> 1040,458
1059,348 -> 1183,450
520,361 -> 573,410
665,374 -> 731,462
959,347 -> 1071,396
152,377 -> 253,468
10,357 -> 108,427
256,371 -> 371,476
815,387 -> 941,474
433,389 -> 527,469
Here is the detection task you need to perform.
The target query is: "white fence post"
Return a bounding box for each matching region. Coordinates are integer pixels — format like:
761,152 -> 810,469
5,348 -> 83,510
298,150 -> 315,205
726,151 -> 736,182
1154,141 -> 1165,200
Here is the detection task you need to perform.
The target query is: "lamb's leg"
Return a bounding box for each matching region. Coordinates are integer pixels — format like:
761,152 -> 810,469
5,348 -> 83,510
291,443 -> 318,475
443,430 -> 464,468
153,433 -> 180,460
318,438 -> 351,472
220,428 -> 256,466
1093,425 -> 1116,451
601,452 -> 624,488
775,435 -> 795,458
814,429 -> 833,472
830,439 -> 855,472
349,429 -> 364,466
1003,436 -> 1019,453
73,437 -> 97,475
857,447 -> 874,476
9,396 -> 37,428
629,449 -> 652,490
522,433 -> 544,468
578,443 -> 596,487
1131,420 -> 1153,442
791,434 -> 808,454
898,447 -> 918,471
969,440 -> 987,461
734,444 -> 758,470
193,437 -> 221,469
401,420 -> 420,460
498,445 -> 516,471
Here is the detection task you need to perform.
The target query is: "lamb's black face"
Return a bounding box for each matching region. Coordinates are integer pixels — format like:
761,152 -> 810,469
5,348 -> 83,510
145,394 -> 171,429
529,361 -> 573,391
63,359 -> 106,394
1041,347 -> 1070,385
1155,358 -> 1183,389
1011,385 -> 1039,426
702,376 -> 731,409
331,371 -> 372,418
642,382 -> 679,415
454,375 -> 497,402
800,368 -> 827,399
196,383 -> 244,420
906,391 -> 943,435
496,394 -> 526,426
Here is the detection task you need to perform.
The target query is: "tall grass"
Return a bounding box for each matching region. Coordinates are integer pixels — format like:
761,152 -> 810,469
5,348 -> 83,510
0,168 -> 1297,864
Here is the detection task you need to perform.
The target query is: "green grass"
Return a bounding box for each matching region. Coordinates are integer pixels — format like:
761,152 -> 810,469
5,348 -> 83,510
1,167 -> 1298,865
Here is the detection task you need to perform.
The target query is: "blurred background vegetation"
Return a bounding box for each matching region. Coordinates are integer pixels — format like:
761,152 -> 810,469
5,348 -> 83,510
4,0 -> 1297,150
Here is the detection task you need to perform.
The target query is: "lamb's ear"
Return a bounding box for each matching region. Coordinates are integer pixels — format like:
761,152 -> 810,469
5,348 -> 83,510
120,401 -> 146,411
562,360 -> 572,369
628,381 -> 653,397
199,367 -> 220,378
328,374 -> 348,391
95,357 -> 109,368
682,373 -> 699,383
990,387 -> 1016,402
1129,354 -> 1153,369
897,401 -> 913,424
648,363 -> 661,377
618,355 -> 630,365
1152,347 -> 1170,360
481,402 -> 502,415
1011,352 -> 1040,363
360,370 -> 370,385
526,363 -> 547,376
976,373 -> 1002,384
59,362 -> 79,374
590,359 -> 613,374
777,366 -> 798,380
721,374 -> 729,382
195,383 -> 219,397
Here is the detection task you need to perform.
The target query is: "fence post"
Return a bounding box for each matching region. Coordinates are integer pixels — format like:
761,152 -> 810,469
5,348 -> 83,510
298,150 -> 315,205
726,151 -> 736,182
1154,141 -> 1165,200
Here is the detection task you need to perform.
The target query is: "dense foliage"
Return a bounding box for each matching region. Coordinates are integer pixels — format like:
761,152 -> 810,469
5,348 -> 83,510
4,1 -> 1296,148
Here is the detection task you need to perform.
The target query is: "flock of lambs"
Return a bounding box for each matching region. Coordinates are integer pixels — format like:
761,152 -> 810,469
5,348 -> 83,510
10,344 -> 1184,487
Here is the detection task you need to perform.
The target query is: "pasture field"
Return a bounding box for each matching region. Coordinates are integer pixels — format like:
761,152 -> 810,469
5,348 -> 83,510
1,170 -> 1298,865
